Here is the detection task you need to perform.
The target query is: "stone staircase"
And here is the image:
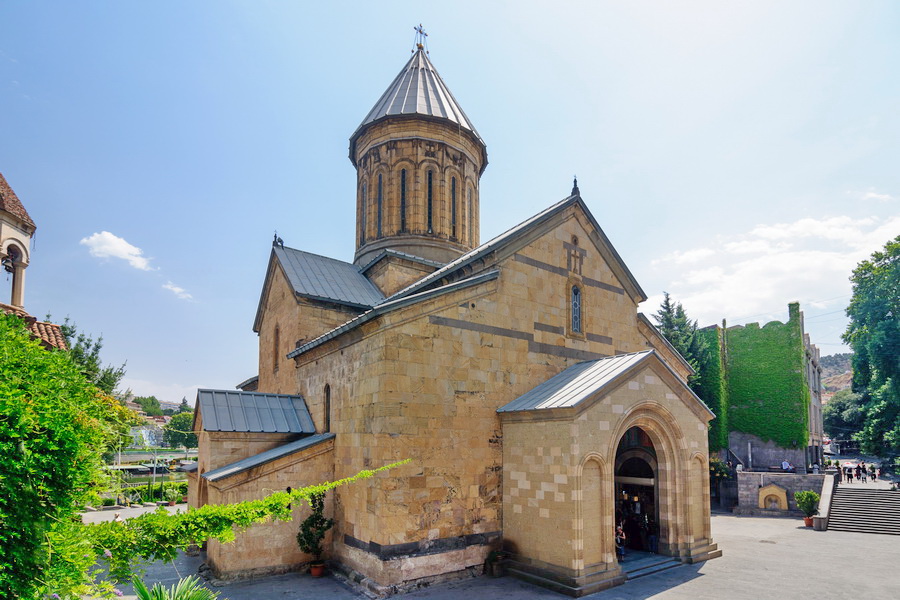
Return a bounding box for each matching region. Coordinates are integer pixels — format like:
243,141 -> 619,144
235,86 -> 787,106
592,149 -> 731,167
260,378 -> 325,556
621,553 -> 683,580
827,487 -> 900,535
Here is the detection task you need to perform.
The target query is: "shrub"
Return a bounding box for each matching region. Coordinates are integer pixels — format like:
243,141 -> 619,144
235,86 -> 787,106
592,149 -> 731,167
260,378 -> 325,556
794,490 -> 820,517
296,492 -> 334,562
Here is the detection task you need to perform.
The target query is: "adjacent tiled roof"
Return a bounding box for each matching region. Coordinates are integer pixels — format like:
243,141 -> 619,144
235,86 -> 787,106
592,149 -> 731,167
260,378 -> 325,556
0,173 -> 36,229
353,48 -> 482,144
1,303 -> 67,350
195,389 -> 316,433
275,245 -> 385,309
203,433 -> 335,482
497,350 -> 713,416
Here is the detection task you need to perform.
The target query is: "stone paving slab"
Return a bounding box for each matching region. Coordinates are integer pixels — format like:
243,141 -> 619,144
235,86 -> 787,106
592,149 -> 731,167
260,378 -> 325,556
97,511 -> 900,599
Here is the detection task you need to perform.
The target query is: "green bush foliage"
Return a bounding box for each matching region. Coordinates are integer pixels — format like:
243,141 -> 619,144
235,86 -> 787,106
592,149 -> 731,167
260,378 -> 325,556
0,313 -> 125,598
296,492 -> 334,561
726,307 -> 809,449
696,326 -> 729,451
794,490 -> 820,517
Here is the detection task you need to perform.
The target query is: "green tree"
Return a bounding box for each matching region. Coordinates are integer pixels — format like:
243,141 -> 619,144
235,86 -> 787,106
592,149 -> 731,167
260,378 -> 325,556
134,395 -> 164,416
842,235 -> 900,455
52,315 -> 127,394
0,313 -> 122,598
822,389 -> 865,439
164,411 -> 197,450
653,292 -> 708,390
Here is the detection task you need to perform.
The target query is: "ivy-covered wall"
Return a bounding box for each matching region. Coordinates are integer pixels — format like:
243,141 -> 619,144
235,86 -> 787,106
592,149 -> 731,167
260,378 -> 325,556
697,325 -> 728,452
724,303 -> 810,449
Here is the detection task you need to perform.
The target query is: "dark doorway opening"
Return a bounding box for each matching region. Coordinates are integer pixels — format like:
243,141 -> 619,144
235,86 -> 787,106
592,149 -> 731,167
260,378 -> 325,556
614,427 -> 659,553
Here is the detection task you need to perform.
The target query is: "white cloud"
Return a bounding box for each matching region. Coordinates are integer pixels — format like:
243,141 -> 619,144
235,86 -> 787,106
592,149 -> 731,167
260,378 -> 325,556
651,247 -> 715,266
80,231 -> 153,271
163,281 -> 193,300
642,214 -> 900,344
849,188 -> 895,203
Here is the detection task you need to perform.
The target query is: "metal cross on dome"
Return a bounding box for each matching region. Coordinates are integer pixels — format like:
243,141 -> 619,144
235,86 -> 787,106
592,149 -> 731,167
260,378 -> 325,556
413,23 -> 429,53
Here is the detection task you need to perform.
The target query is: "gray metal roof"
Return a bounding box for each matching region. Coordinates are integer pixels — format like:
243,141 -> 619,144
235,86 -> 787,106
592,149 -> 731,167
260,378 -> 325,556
202,433 -> 335,482
275,245 -> 385,308
353,48 -> 482,143
286,269 -> 500,358
196,389 -> 316,433
498,351 -> 655,413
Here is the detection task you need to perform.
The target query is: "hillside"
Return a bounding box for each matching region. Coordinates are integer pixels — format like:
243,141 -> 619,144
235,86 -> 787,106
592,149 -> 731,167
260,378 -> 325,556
820,352 -> 852,378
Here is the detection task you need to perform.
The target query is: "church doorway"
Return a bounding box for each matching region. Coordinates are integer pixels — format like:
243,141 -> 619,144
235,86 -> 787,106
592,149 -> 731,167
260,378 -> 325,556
614,426 -> 658,553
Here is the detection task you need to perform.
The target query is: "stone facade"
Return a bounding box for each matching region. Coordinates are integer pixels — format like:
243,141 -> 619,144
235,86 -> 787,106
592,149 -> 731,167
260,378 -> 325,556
734,471 -> 825,516
191,46 -> 718,597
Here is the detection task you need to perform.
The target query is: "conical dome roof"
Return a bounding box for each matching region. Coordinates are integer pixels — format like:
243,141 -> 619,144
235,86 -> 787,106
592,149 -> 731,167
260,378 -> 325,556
352,48 -> 482,144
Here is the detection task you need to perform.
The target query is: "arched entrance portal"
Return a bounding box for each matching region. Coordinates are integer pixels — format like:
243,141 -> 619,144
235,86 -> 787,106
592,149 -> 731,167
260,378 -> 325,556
614,426 -> 658,553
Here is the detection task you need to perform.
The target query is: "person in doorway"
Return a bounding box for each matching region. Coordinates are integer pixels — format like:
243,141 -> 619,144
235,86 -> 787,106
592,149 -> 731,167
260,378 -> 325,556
647,518 -> 659,553
615,524 -> 626,561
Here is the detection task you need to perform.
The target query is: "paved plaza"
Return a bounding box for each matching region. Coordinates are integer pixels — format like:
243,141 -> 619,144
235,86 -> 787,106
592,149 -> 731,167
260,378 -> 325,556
94,507 -> 900,600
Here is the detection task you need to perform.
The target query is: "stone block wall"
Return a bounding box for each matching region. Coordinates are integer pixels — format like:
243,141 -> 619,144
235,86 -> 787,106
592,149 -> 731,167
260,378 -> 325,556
729,431 -> 807,474
734,471 -> 824,515
206,439 -> 335,579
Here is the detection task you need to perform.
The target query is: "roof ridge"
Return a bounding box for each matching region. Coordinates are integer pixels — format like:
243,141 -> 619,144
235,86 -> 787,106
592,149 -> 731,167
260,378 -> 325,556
379,194 -> 579,304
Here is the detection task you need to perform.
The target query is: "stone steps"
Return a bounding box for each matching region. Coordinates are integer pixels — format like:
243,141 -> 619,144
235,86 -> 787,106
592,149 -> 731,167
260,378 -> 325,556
827,488 -> 900,536
623,555 -> 683,580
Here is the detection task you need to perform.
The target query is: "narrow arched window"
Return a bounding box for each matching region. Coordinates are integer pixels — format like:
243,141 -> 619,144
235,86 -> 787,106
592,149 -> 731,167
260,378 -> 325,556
376,174 -> 383,237
571,286 -> 582,333
273,325 -> 280,372
360,182 -> 367,245
451,177 -> 457,239
400,169 -> 407,232
426,169 -> 433,233
467,187 -> 474,244
324,384 -> 331,433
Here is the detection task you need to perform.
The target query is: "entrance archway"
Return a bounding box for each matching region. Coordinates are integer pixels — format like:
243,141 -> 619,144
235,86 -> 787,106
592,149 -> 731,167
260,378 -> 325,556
614,426 -> 658,552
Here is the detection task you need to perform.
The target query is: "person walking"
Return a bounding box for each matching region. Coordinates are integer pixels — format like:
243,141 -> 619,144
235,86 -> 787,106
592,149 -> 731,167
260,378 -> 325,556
855,463 -> 862,481
861,467 -> 868,483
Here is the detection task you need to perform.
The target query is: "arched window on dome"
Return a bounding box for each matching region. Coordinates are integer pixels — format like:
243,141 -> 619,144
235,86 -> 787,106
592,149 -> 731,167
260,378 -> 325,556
467,187 -> 474,245
451,177 -> 457,239
426,169 -> 434,233
400,169 -> 407,232
571,285 -> 582,333
360,181 -> 367,245
377,174 -> 383,237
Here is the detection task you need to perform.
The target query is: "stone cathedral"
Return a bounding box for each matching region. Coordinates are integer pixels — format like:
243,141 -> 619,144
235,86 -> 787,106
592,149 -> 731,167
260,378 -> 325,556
189,41 -> 719,597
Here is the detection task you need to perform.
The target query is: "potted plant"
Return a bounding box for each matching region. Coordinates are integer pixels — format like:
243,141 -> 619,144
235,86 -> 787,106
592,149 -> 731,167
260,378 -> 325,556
296,491 -> 334,577
164,487 -> 181,506
794,490 -> 820,526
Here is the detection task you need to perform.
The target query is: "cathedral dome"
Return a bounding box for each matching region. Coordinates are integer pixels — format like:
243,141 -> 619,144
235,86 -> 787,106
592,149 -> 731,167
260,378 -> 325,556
350,47 -> 488,267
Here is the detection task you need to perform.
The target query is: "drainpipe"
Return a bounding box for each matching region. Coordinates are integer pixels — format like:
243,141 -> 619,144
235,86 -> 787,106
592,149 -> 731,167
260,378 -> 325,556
748,442 -> 753,470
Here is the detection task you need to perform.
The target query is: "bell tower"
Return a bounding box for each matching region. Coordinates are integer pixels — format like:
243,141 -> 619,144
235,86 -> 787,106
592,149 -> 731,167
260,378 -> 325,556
0,173 -> 36,308
350,35 -> 488,268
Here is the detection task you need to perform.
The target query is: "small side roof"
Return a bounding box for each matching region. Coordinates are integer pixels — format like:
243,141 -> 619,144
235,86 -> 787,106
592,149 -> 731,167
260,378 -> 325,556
275,245 -> 385,308
195,389 -> 315,434
497,350 -> 713,417
0,172 -> 36,229
203,433 -> 335,482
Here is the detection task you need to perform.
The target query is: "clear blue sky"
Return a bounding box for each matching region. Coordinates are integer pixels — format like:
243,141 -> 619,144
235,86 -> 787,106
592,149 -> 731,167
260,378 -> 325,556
2,1 -> 898,403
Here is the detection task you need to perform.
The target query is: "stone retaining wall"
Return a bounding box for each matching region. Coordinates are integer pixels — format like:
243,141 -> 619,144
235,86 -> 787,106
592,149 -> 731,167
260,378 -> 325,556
734,471 -> 824,516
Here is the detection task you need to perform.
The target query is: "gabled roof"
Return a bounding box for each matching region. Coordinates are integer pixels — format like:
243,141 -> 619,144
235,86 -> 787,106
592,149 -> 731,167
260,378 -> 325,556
285,193 -> 646,360
275,245 -> 385,308
203,433 -> 334,482
287,269 -> 499,359
195,389 -> 316,434
497,350 -> 713,417
0,173 -> 35,230
383,194 -> 646,305
253,245 -> 385,332
352,48 -> 482,145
